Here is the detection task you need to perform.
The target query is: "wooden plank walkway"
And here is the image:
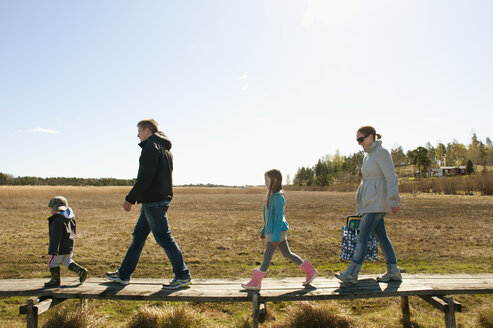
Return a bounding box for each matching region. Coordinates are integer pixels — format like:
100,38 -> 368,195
2,274 -> 492,328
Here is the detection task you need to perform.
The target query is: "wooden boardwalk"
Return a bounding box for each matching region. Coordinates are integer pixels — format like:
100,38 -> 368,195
2,274 -> 492,328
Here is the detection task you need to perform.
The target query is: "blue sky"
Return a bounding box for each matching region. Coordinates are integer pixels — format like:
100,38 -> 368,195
1,0 -> 492,186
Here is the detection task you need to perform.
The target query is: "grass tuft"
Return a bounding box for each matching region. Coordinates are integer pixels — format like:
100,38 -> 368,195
42,302 -> 100,328
479,306 -> 493,328
274,301 -> 354,328
127,304 -> 206,328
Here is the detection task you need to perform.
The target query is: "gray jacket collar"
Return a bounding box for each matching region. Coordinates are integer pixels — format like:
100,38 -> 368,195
364,140 -> 382,153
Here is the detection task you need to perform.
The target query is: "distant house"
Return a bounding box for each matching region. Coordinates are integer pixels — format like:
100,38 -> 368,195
427,168 -> 443,178
441,166 -> 467,176
425,166 -> 467,178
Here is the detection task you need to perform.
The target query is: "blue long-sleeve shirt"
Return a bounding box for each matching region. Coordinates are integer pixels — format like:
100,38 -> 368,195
260,192 -> 289,242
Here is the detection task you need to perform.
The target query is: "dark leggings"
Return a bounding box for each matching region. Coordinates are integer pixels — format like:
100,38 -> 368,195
259,240 -> 304,272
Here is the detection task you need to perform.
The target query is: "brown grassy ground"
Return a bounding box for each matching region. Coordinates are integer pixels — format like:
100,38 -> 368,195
0,186 -> 492,327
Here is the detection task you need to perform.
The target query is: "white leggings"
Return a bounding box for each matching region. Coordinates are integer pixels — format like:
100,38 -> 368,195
48,253 -> 73,268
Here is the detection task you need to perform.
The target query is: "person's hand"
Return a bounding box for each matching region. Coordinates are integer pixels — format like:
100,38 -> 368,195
258,232 -> 265,240
123,200 -> 132,212
391,207 -> 400,214
272,242 -> 280,246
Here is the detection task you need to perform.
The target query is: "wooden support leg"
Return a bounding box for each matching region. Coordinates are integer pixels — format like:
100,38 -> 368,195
419,295 -> 460,328
252,292 -> 260,328
80,298 -> 88,310
401,296 -> 411,328
26,297 -> 39,328
443,296 -> 456,328
20,296 -> 66,328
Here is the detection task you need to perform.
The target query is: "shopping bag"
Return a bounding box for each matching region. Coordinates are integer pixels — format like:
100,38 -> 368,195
339,215 -> 378,262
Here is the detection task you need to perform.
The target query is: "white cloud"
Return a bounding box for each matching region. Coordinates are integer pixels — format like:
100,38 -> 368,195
240,74 -> 248,80
241,84 -> 249,91
301,0 -> 368,26
31,127 -> 59,134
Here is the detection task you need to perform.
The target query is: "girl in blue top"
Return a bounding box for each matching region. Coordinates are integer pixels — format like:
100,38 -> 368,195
241,169 -> 318,290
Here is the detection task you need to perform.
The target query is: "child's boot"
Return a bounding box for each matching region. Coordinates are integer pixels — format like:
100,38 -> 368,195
68,262 -> 88,283
377,263 -> 402,282
44,266 -> 61,288
241,269 -> 266,290
299,259 -> 318,285
335,261 -> 361,285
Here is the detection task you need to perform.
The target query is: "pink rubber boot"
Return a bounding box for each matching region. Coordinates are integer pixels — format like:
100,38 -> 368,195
241,269 -> 266,290
300,259 -> 318,285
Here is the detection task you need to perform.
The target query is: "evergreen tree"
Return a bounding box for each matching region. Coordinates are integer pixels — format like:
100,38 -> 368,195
409,147 -> 431,178
466,160 -> 474,174
391,146 -> 406,167
486,137 -> 493,164
425,142 -> 437,167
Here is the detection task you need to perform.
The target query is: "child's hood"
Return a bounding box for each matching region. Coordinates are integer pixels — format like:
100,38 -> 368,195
58,207 -> 75,219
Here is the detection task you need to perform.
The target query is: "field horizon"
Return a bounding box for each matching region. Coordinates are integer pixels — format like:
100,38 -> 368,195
0,186 -> 492,327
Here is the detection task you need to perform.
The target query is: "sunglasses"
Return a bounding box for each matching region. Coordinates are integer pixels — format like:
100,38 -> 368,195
356,136 -> 368,143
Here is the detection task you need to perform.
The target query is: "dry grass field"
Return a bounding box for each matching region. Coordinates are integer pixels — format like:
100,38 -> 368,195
0,186 -> 492,327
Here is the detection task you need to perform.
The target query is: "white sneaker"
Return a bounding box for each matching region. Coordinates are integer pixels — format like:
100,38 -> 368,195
163,277 -> 192,289
105,271 -> 130,285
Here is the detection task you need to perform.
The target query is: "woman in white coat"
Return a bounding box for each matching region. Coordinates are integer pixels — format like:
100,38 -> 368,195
336,126 -> 402,285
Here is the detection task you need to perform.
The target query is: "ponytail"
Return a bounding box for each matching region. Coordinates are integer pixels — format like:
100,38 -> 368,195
358,126 -> 382,141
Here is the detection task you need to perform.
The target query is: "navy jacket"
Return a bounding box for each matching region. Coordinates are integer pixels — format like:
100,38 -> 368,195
48,213 -> 76,255
126,131 -> 173,204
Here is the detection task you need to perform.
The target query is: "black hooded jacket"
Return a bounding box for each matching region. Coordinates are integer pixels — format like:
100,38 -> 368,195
48,213 -> 76,255
126,131 -> 173,204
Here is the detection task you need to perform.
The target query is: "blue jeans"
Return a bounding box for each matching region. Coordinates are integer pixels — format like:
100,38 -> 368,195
351,212 -> 397,265
118,201 -> 190,280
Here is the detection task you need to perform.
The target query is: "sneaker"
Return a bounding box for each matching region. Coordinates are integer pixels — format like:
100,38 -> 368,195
335,272 -> 358,285
163,277 -> 192,289
105,271 -> 130,285
377,271 -> 402,282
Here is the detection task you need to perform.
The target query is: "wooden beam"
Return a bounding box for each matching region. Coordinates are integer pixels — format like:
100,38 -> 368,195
20,297 -> 66,315
419,295 -> 462,313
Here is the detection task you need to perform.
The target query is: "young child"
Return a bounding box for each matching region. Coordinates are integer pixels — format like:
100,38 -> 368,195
241,169 -> 318,290
45,196 -> 88,287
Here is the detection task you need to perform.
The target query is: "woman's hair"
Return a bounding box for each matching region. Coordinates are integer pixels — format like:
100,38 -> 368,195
357,126 -> 381,140
137,119 -> 159,133
265,169 -> 283,208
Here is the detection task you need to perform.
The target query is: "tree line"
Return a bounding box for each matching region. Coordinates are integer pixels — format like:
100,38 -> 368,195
0,173 -> 136,186
293,134 -> 493,186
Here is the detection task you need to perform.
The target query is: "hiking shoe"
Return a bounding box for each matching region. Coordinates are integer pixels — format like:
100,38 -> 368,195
163,277 -> 192,289
377,270 -> 402,282
335,271 -> 358,285
377,264 -> 402,282
105,271 -> 130,285
335,262 -> 361,285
